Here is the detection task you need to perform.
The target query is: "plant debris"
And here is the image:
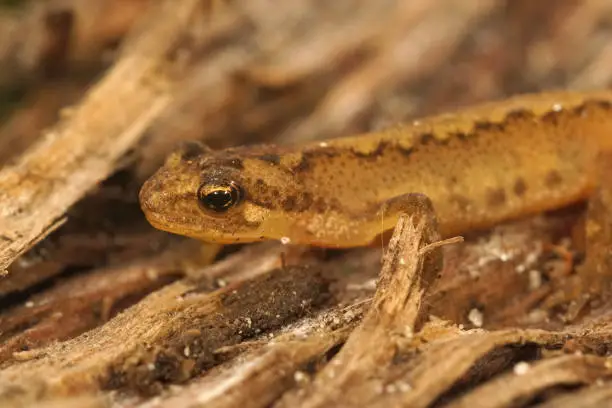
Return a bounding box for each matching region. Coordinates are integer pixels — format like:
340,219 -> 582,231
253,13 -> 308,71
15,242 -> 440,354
1,0 -> 612,407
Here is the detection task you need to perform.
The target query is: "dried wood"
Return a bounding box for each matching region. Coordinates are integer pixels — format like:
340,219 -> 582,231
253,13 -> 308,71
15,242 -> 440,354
277,199 -> 446,407
374,329 -> 598,408
153,304 -> 365,408
447,354 -> 612,408
0,238 -> 219,362
2,1 -> 612,407
0,0 -> 200,273
0,256 -> 331,405
0,0 -> 153,85
535,383 -> 612,408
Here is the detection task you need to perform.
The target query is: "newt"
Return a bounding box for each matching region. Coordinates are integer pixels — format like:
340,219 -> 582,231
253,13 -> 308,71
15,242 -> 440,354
139,90 -> 612,248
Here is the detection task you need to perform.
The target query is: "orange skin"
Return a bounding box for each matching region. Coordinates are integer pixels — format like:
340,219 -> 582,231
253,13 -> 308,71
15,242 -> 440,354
139,90 -> 612,247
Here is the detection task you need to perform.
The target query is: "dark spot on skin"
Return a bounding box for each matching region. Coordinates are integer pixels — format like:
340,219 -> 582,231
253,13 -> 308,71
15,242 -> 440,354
486,188 -> 506,207
247,179 -> 277,210
545,170 -> 563,187
474,121 -> 504,133
329,197 -> 345,212
417,131 -> 468,147
449,176 -> 458,185
419,133 -> 436,145
312,197 -> 329,213
541,110 -> 560,125
243,218 -> 263,229
282,195 -> 297,211
513,178 -> 527,197
572,104 -> 587,117
178,141 -> 209,161
314,149 -> 341,159
592,100 -> 612,110
293,149 -> 341,173
301,192 -> 314,209
258,154 -> 281,165
505,109 -> 535,121
398,145 -> 413,157
449,132 -> 468,142
572,100 -> 612,118
294,155 -> 312,173
248,197 -> 275,210
277,191 -> 318,213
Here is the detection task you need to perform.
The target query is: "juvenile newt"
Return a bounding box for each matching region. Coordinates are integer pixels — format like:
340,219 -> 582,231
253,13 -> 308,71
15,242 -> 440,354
139,90 -> 612,247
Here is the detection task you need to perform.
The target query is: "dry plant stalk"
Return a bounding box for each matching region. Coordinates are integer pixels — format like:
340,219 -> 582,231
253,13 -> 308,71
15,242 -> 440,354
535,383 -> 612,408
280,198 -> 445,407
185,306 -> 363,408
0,0 -> 202,274
447,354 -> 612,408
0,261 -> 331,405
376,329 -> 594,408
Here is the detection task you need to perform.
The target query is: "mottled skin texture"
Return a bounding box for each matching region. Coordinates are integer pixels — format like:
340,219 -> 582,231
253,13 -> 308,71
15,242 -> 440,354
139,90 -> 612,248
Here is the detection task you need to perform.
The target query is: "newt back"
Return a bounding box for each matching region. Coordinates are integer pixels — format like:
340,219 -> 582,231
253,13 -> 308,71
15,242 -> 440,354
139,90 -> 612,247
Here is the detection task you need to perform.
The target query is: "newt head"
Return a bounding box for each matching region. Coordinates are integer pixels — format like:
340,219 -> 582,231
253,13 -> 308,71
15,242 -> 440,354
139,141 -> 303,243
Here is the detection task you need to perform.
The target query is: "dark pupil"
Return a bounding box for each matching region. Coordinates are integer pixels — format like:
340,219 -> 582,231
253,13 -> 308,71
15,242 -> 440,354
203,189 -> 234,212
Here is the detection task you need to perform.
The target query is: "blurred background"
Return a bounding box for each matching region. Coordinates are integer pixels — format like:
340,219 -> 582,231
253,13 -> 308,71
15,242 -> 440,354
2,0 -> 612,175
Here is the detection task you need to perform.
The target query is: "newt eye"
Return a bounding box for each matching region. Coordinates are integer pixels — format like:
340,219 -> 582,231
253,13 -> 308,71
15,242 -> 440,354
197,181 -> 243,213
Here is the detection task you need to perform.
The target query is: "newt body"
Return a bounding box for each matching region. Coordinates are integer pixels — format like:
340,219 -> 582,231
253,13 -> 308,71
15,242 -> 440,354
139,90 -> 612,247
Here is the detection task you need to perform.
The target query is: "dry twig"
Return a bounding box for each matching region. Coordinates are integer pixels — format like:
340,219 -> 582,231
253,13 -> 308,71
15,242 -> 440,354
279,198 -> 444,407
447,354 -> 612,408
0,0 -> 201,274
0,260 -> 331,405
